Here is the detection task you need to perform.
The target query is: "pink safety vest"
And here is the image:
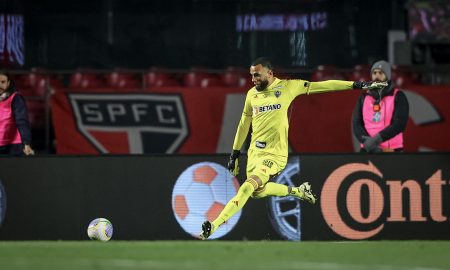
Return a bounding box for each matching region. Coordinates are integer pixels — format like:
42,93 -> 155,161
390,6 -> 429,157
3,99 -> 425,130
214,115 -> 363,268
0,92 -> 22,146
362,88 -> 403,150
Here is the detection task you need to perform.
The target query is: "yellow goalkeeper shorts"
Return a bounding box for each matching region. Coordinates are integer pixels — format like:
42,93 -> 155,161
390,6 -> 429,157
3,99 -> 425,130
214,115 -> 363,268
246,149 -> 287,186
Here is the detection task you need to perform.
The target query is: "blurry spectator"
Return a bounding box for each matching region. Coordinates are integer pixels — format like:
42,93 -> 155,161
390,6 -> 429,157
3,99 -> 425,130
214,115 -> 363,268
352,61 -> 409,153
0,72 -> 35,156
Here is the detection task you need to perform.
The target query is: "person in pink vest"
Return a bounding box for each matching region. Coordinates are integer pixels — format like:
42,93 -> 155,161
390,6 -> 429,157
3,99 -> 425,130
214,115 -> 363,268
352,61 -> 409,152
0,72 -> 35,156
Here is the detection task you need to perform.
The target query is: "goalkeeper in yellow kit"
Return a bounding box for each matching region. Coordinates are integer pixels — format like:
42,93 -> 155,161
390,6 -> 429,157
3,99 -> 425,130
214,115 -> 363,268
199,57 -> 385,239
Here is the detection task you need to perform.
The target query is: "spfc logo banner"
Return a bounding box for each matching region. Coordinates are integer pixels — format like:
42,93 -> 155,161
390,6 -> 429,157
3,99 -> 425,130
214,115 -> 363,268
68,93 -> 188,154
51,85 -> 450,154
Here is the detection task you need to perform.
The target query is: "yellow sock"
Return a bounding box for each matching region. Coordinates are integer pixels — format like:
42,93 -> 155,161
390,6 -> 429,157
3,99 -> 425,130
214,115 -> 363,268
252,182 -> 289,198
212,181 -> 255,229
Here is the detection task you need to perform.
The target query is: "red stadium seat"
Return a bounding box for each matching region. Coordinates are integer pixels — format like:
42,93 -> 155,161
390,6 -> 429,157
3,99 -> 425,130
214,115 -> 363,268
69,72 -> 105,89
48,75 -> 64,89
392,71 -> 418,87
199,76 -> 224,87
106,72 -> 141,89
144,70 -> 180,87
221,67 -> 252,88
347,64 -> 371,82
391,65 -> 419,87
183,71 -> 212,87
311,65 -> 345,81
15,73 -> 48,97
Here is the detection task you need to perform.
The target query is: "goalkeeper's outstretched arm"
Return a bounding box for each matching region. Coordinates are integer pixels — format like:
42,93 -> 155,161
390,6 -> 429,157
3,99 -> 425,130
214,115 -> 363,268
307,80 -> 387,95
307,80 -> 354,94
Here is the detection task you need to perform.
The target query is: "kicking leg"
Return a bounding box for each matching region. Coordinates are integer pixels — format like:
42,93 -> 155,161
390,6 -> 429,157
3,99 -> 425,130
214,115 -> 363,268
199,175 -> 261,239
252,181 -> 317,204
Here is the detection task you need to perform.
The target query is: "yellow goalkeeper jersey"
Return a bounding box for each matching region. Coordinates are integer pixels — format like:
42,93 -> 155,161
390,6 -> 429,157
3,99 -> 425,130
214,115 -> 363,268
232,78 -> 354,158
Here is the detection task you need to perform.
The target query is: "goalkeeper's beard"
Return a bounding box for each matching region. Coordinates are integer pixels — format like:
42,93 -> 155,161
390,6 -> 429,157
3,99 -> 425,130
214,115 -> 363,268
255,79 -> 269,91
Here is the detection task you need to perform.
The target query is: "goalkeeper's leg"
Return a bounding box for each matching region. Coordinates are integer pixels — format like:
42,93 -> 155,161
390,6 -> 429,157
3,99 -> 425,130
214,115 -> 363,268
200,176 -> 260,239
252,182 -> 316,204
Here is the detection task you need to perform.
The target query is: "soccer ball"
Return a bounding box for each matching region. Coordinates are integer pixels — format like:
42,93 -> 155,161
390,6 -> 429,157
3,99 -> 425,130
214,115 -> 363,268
87,218 -> 113,241
171,162 -> 242,239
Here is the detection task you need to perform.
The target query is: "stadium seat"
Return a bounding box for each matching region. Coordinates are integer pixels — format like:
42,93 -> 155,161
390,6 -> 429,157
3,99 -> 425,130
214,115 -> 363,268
15,73 -> 48,97
221,67 -> 249,87
391,65 -> 419,87
69,72 -> 105,89
347,64 -> 371,82
48,75 -> 65,90
311,65 -> 345,81
144,70 -> 180,87
183,71 -> 215,87
199,76 -> 224,87
106,72 -> 141,89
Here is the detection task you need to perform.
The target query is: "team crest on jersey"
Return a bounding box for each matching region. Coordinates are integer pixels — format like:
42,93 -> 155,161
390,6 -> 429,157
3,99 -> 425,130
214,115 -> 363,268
275,90 -> 281,98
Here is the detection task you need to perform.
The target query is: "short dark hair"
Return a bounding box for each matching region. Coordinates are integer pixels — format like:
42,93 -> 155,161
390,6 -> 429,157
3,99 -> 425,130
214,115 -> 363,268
251,57 -> 273,70
0,71 -> 11,80
0,72 -> 15,92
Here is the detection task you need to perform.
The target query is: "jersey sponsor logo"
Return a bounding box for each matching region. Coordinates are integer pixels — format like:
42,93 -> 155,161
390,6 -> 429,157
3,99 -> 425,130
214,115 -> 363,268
69,93 -> 188,153
255,141 -> 266,149
253,104 -> 282,115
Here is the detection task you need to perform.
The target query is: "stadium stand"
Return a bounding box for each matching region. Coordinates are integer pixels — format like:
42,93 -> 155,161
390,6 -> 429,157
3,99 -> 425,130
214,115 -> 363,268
311,65 -> 346,81
346,64 -> 371,82
144,69 -> 181,87
221,67 -> 251,88
105,71 -> 141,90
69,72 -> 106,89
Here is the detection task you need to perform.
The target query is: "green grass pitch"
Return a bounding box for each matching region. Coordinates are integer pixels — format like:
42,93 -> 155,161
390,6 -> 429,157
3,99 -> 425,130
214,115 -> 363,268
0,241 -> 448,270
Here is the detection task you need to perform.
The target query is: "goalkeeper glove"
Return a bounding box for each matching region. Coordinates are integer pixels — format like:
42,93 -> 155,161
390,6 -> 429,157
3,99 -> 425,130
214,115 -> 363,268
227,150 -> 240,176
353,81 -> 388,90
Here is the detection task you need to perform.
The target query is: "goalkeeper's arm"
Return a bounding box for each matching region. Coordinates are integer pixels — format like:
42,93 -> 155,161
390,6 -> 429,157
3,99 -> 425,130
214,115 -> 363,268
231,113 -> 251,152
307,80 -> 354,94
307,80 -> 386,94
228,112 -> 251,176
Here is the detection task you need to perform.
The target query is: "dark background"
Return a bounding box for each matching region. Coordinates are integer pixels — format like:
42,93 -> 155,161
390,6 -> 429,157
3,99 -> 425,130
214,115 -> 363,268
2,0 -> 412,69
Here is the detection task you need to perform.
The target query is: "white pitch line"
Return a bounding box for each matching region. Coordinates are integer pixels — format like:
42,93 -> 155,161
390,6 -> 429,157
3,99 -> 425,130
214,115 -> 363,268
75,258 -> 444,270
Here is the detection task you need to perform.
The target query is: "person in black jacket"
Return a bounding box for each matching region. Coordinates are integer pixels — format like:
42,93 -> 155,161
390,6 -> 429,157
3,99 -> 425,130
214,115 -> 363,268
0,72 -> 35,156
352,61 -> 409,153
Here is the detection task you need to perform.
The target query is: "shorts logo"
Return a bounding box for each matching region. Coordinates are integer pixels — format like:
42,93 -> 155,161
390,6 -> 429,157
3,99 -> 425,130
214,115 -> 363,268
263,160 -> 273,168
255,141 -> 266,149
69,93 -> 189,153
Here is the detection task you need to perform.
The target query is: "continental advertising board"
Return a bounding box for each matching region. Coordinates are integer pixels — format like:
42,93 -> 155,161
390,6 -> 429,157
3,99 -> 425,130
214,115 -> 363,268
299,154 -> 450,240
